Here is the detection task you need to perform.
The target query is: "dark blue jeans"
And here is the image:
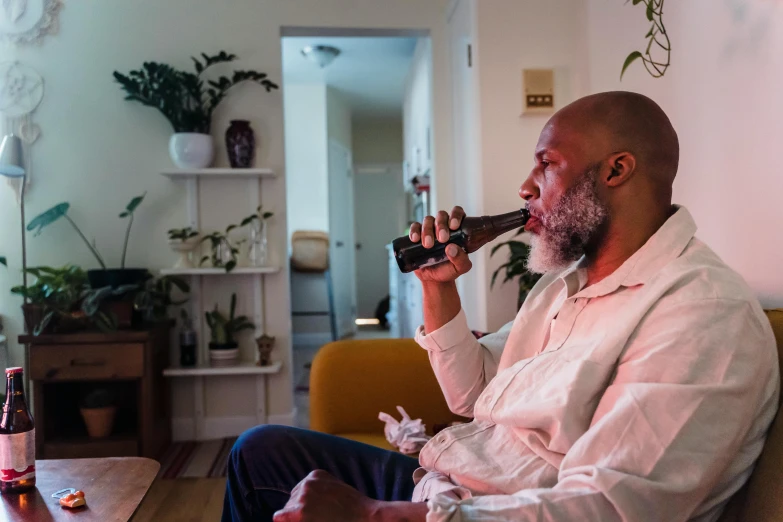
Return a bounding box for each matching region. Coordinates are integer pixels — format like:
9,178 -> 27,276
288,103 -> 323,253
221,425 -> 420,521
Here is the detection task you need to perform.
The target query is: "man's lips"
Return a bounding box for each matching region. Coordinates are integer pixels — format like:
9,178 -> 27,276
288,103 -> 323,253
525,215 -> 542,233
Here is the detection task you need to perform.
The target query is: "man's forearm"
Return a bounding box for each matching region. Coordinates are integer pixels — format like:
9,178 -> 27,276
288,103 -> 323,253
422,280 -> 462,334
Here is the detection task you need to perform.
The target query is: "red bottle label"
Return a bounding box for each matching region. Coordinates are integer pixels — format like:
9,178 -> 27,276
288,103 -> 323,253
0,431 -> 35,482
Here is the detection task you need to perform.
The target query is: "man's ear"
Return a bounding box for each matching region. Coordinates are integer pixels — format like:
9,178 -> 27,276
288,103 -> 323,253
604,152 -> 637,187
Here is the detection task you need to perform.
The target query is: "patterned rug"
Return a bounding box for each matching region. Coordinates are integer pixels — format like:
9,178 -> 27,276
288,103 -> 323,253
157,437 -> 236,479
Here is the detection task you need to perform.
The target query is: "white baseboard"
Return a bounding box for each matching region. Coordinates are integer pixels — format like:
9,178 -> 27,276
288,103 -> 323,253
171,410 -> 299,441
292,333 -> 333,347
268,408 -> 297,427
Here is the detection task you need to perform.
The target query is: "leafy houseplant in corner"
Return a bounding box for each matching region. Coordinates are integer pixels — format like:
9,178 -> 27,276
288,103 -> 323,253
167,227 -> 200,269
490,229 -> 543,310
80,389 -> 116,439
10,265 -> 130,335
205,293 -> 255,367
26,193 -> 149,290
113,51 -> 279,169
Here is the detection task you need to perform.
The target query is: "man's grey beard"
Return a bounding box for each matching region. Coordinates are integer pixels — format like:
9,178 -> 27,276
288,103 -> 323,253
526,167 -> 609,275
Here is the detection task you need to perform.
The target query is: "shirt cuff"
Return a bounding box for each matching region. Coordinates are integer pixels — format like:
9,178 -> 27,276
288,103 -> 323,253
415,309 -> 473,353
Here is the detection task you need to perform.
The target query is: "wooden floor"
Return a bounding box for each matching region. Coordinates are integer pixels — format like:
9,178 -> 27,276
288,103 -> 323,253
133,478 -> 226,521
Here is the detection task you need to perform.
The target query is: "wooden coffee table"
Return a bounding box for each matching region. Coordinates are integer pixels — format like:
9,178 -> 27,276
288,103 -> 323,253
0,457 -> 159,521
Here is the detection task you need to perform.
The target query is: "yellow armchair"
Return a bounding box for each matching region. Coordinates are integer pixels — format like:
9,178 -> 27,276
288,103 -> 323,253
310,311 -> 783,522
309,338 -> 463,451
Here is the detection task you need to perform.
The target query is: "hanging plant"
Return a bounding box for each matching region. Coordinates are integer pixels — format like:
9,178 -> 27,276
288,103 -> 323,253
621,0 -> 671,80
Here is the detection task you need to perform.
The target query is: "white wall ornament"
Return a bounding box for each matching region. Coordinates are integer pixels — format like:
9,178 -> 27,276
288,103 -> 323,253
0,0 -> 62,46
0,60 -> 44,198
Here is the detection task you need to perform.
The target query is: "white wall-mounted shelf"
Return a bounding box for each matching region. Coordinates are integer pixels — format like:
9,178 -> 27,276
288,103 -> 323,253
160,266 -> 280,276
161,168 -> 276,180
164,361 -> 282,377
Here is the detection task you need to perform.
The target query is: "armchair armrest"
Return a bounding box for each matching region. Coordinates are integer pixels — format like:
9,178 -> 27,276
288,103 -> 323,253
310,338 -> 460,436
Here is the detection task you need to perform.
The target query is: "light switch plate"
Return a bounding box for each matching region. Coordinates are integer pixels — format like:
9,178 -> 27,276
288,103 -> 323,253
522,69 -> 555,115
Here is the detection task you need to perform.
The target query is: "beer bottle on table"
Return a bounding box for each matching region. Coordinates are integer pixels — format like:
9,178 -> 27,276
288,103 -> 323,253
0,367 -> 35,494
392,208 -> 530,273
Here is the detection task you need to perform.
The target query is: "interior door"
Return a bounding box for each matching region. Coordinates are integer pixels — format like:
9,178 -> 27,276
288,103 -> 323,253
328,140 -> 357,338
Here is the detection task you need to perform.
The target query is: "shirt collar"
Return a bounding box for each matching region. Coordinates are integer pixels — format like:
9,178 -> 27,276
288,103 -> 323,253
561,205 -> 697,299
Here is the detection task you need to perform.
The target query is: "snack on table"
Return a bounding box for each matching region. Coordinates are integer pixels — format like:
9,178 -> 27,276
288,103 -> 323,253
59,490 -> 86,508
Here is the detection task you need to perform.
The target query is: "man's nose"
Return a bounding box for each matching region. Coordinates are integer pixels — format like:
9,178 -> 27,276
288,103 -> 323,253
519,173 -> 538,201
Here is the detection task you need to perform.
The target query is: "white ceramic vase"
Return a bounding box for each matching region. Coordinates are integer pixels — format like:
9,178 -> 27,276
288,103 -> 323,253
169,133 -> 214,169
169,236 -> 201,269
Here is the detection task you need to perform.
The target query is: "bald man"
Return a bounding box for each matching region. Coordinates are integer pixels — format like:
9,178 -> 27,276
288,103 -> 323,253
222,92 -> 779,522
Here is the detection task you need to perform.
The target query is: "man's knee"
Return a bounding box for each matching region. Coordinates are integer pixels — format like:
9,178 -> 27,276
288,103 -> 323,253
232,424 -> 297,461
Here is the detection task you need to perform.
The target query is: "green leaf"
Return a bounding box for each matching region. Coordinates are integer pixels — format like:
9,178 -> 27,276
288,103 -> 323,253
646,26 -> 655,38
119,212 -> 129,218
225,260 -> 237,273
620,51 -> 643,80
646,2 -> 654,21
27,202 -> 70,235
0,257 -> 6,267
240,216 -> 257,227
125,192 -> 146,213
632,0 -> 643,4
262,212 -> 273,219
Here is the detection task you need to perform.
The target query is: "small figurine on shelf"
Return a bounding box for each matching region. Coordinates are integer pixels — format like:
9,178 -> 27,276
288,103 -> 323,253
255,335 -> 275,366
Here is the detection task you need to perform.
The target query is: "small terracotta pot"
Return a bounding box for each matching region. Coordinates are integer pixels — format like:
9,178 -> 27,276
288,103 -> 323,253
80,406 -> 117,439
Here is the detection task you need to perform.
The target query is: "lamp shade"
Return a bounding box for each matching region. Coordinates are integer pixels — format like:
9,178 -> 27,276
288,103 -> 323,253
0,134 -> 25,178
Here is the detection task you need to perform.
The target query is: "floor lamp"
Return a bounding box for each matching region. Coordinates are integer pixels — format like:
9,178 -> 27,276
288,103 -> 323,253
0,134 -> 28,386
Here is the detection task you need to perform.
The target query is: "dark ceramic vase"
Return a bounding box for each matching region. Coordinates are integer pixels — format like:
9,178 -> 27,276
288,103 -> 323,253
225,120 -> 256,168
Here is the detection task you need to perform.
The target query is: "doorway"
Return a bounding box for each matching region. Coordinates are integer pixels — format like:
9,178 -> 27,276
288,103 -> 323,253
281,28 -> 433,424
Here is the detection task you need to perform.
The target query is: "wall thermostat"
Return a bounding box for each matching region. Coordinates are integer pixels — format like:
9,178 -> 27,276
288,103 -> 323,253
522,69 -> 554,115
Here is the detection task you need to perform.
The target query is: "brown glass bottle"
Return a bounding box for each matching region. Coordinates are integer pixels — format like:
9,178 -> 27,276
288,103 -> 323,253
393,208 -> 530,273
0,367 -> 36,494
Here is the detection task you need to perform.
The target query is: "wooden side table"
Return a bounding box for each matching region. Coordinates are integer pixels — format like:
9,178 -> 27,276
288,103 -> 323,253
20,325 -> 171,459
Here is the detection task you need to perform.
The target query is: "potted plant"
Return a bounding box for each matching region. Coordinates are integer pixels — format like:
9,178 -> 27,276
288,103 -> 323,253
26,194 -> 149,289
490,229 -> 544,310
10,265 -> 131,335
241,206 -> 273,267
113,51 -> 279,169
80,388 -> 116,439
205,293 -> 254,367
200,222 -> 245,273
167,227 -> 200,269
133,273 -> 190,325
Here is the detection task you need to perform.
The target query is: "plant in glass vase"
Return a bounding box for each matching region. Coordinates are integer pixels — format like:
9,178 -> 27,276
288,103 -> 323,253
241,206 -> 273,267
200,223 -> 245,273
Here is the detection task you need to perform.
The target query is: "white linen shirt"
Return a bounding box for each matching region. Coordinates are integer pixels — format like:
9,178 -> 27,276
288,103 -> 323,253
413,206 -> 779,522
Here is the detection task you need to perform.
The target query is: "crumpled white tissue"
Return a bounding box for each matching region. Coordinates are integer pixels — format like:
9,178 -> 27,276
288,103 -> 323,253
378,406 -> 431,455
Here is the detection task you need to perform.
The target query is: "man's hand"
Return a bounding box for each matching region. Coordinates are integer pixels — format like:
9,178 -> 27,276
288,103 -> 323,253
273,470 -> 378,522
409,206 -> 472,284
273,470 -> 429,522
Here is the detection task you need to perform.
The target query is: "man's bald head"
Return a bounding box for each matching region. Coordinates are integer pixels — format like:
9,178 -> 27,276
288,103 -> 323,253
545,91 -> 679,203
522,92 -> 680,273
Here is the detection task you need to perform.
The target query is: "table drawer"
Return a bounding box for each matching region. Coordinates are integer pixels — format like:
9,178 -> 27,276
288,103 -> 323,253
30,344 -> 144,381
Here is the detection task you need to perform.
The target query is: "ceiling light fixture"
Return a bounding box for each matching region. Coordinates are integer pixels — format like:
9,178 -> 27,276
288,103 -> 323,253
301,45 -> 341,69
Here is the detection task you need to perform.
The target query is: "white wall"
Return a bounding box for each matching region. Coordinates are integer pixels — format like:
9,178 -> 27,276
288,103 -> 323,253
352,118 -> 404,319
352,117 -> 404,165
470,0 -> 589,331
586,0 -> 783,307
403,39 -> 434,190
284,83 -> 329,237
0,0 -> 452,424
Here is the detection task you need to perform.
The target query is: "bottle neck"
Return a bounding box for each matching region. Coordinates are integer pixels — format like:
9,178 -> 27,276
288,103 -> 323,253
488,208 -> 530,236
5,374 -> 25,402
